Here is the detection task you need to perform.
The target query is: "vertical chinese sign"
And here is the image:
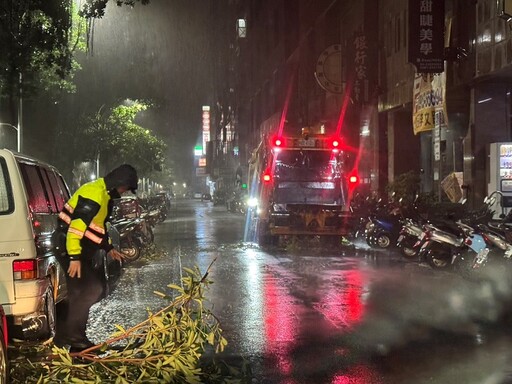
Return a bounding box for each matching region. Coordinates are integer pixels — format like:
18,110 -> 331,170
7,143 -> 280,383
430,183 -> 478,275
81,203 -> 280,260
353,30 -> 368,104
202,106 -> 210,155
408,0 -> 445,73
410,0 -> 446,136
201,105 -> 210,176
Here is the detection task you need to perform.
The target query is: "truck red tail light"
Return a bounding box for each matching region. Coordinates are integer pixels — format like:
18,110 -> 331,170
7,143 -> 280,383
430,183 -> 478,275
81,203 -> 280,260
347,172 -> 359,191
13,260 -> 37,280
272,137 -> 284,148
262,170 -> 272,183
330,137 -> 342,153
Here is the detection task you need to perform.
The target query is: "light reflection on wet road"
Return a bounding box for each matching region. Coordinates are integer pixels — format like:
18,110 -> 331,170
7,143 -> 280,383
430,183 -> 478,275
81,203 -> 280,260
89,199 -> 512,384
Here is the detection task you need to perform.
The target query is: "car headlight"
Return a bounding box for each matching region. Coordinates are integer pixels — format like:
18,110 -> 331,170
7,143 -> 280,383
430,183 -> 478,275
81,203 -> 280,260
247,197 -> 259,208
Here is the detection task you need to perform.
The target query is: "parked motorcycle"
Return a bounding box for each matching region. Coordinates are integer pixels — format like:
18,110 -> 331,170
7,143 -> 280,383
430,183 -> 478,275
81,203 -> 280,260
416,220 -> 475,269
349,194 -> 382,240
365,203 -> 404,249
111,217 -> 145,263
415,195 -> 496,270
455,221 -> 512,279
227,191 -> 248,214
111,197 -> 155,263
396,217 -> 424,258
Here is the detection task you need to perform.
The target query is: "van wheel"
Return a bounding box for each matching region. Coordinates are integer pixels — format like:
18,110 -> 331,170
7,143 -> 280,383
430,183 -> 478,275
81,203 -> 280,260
0,327 -> 7,384
41,283 -> 56,340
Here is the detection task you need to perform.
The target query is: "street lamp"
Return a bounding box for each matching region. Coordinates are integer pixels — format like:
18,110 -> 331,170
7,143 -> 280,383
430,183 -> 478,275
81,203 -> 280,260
0,123 -> 20,152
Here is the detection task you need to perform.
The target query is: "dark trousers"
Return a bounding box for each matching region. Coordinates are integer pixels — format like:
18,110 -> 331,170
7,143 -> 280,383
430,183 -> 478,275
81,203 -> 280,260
56,257 -> 104,341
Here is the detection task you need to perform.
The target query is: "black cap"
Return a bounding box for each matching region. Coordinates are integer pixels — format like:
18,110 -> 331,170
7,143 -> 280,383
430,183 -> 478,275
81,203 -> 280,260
104,164 -> 138,194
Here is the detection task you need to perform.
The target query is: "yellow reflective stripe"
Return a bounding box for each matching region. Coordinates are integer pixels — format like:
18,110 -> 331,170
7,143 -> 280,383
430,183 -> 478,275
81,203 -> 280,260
64,203 -> 74,213
68,227 -> 84,239
84,230 -> 102,244
89,222 -> 105,234
59,212 -> 71,224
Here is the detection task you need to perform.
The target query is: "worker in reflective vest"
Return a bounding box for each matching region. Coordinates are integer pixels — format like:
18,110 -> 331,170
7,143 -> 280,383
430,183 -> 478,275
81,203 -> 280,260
54,164 -> 138,352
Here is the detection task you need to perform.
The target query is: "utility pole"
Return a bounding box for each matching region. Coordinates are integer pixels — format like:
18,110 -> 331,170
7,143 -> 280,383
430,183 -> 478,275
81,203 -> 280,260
18,72 -> 23,153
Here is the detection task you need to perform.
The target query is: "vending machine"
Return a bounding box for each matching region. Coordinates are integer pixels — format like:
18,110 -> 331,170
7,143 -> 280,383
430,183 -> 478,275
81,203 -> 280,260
488,142 -> 512,212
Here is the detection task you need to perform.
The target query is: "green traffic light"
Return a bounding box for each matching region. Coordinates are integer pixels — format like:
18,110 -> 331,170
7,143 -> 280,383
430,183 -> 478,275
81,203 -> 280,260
241,183 -> 247,189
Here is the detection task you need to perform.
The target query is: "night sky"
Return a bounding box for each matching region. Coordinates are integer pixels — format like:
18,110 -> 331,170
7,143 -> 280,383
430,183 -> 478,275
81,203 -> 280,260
66,0 -> 215,181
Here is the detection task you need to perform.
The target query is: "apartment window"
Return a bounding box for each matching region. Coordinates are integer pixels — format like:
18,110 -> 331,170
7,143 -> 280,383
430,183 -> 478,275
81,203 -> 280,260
237,19 -> 247,38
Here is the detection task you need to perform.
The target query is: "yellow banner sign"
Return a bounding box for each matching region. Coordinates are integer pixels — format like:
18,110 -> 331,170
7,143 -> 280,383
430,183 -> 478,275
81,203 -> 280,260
412,72 -> 446,135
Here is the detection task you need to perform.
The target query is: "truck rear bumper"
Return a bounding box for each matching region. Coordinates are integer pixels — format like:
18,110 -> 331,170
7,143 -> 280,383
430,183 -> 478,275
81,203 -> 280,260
269,210 -> 353,236
270,227 -> 350,236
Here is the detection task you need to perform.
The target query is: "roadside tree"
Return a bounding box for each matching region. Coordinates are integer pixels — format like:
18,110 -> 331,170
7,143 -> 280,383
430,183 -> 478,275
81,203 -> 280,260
65,100 -> 168,188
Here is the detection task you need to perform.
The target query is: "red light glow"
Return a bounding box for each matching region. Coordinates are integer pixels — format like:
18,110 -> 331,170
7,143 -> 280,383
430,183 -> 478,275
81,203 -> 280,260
262,172 -> 272,182
349,175 -> 358,184
332,365 -> 382,384
315,270 -> 365,328
13,260 -> 36,272
264,271 -> 297,376
13,259 -> 37,280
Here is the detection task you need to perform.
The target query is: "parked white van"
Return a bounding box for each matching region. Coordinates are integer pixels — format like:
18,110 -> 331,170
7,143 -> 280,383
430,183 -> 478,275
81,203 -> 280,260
0,149 -> 69,341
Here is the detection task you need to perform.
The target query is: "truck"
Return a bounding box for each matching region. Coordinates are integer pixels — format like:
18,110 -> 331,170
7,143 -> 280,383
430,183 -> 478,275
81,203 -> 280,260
247,127 -> 359,245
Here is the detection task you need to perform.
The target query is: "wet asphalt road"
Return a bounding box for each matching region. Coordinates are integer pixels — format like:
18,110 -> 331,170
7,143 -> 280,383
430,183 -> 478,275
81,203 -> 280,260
88,199 -> 512,384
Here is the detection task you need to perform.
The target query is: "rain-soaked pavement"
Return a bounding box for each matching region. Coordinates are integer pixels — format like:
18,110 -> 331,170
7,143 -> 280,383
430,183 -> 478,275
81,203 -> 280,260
88,199 -> 512,384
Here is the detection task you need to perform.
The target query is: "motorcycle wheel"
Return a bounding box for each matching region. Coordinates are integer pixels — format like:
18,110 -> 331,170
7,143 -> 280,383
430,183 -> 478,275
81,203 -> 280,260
375,232 -> 392,248
423,247 -> 451,269
399,237 -> 418,259
121,241 -> 142,263
365,233 -> 375,247
454,250 -> 480,280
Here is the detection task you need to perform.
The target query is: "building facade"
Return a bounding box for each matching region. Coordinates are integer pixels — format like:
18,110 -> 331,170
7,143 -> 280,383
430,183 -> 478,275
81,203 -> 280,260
211,0 -> 512,208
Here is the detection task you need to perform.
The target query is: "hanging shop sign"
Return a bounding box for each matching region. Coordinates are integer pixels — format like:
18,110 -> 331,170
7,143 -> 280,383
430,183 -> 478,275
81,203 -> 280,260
412,71 -> 446,135
408,0 -> 445,73
352,29 -> 369,104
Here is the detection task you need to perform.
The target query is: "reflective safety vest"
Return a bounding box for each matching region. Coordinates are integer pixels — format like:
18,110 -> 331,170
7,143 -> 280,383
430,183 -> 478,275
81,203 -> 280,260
58,178 -> 111,258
